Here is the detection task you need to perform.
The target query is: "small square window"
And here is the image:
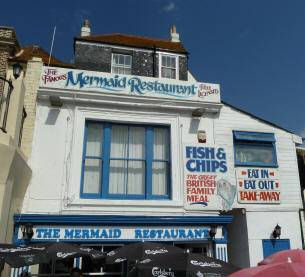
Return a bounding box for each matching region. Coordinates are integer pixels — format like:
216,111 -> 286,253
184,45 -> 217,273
160,55 -> 177,79
233,131 -> 278,167
112,54 -> 132,75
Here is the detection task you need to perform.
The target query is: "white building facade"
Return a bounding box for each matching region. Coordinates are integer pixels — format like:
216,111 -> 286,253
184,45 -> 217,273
13,26 -> 303,274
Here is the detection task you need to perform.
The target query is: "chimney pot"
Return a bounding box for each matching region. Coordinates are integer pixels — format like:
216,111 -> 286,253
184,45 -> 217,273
170,25 -> 180,42
81,19 -> 91,36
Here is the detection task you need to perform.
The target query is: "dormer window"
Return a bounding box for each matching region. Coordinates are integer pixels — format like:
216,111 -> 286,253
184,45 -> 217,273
160,54 -> 177,79
112,53 -> 132,75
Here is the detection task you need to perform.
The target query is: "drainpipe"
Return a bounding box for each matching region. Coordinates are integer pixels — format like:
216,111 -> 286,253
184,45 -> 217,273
153,43 -> 156,77
299,208 -> 305,249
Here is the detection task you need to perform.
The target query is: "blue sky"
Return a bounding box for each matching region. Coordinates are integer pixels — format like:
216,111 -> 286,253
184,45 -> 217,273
1,0 -> 304,138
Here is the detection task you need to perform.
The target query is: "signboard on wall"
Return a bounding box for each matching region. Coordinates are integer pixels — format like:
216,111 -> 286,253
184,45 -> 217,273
16,225 -> 224,242
39,66 -> 221,103
236,168 -> 280,204
183,145 -> 236,211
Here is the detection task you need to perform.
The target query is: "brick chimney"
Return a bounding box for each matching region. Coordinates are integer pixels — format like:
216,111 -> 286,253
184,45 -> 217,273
170,25 -> 180,42
81,19 -> 91,36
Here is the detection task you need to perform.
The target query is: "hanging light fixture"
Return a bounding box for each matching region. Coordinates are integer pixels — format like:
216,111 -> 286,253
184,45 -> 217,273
22,223 -> 34,240
272,224 -> 281,239
13,63 -> 23,79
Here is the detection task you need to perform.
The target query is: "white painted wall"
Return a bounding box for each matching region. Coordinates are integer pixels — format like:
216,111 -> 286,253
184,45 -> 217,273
246,211 -> 302,266
22,76 -> 303,266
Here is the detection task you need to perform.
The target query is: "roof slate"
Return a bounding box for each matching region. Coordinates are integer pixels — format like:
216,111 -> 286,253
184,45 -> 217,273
74,33 -> 188,53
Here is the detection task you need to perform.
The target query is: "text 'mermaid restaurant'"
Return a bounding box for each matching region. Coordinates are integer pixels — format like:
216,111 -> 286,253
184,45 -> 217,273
14,22 -> 303,274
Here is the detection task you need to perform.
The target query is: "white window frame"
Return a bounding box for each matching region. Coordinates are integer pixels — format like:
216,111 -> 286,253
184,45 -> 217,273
159,53 -> 179,80
111,53 -> 132,75
67,106 -> 183,210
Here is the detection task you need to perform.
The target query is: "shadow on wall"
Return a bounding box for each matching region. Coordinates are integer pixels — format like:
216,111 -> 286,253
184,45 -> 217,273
45,109 -> 60,125
188,112 -> 220,134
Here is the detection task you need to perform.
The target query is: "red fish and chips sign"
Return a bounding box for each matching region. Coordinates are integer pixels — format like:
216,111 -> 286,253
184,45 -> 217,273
236,168 -> 280,204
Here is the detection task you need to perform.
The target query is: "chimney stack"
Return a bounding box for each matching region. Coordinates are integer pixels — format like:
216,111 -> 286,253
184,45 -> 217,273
81,20 -> 91,36
170,25 -> 180,42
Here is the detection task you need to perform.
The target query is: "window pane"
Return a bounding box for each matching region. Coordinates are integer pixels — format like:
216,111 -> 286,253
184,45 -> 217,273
86,123 -> 103,156
109,160 -> 127,194
113,55 -> 119,65
124,68 -> 131,75
111,125 -> 128,158
83,159 -> 102,193
170,57 -> 176,68
154,128 -> 169,159
119,55 -> 124,65
128,161 -> 145,194
119,67 -> 124,74
170,68 -> 176,79
125,55 -> 131,66
152,162 -> 168,195
161,68 -> 170,78
235,144 -> 275,164
162,56 -> 166,66
112,66 -> 119,74
129,127 -> 145,159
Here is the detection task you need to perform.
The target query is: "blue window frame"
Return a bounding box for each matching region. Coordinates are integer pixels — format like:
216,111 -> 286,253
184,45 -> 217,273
233,131 -> 278,167
80,121 -> 171,200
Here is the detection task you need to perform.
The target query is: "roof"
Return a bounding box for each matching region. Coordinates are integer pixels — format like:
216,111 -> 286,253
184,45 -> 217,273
14,46 -> 73,68
74,33 -> 188,54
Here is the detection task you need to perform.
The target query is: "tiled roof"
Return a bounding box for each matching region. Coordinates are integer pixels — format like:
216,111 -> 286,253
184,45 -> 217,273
74,33 -> 188,53
15,46 -> 73,68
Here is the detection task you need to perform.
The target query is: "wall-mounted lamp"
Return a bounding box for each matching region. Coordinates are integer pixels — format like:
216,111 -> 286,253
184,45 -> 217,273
22,223 -> 34,240
192,108 -> 205,118
13,63 -> 23,79
49,96 -> 63,107
272,224 -> 281,239
209,226 -> 217,239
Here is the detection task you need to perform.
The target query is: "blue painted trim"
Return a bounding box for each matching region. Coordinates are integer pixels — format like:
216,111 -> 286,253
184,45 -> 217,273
81,121 -> 171,200
14,238 -> 227,245
233,130 -> 278,167
102,123 -> 111,198
233,131 -> 275,142
14,214 -> 233,225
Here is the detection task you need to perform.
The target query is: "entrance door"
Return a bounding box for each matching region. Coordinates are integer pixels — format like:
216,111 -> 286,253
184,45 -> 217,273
262,239 -> 290,258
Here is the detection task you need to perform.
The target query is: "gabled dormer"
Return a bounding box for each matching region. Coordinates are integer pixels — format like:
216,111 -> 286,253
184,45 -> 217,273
74,21 -> 189,81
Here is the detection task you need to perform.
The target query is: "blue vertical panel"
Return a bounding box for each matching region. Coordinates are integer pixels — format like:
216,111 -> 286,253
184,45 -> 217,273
224,247 -> 227,262
102,123 -> 111,197
262,239 -> 290,258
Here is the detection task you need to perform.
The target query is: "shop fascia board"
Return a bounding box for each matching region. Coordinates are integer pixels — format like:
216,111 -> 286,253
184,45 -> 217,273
37,87 -> 223,114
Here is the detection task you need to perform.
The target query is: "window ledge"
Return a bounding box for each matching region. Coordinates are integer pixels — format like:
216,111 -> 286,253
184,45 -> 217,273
65,198 -> 184,208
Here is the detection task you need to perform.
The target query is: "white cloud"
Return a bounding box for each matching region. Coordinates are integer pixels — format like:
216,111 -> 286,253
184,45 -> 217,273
163,1 -> 176,12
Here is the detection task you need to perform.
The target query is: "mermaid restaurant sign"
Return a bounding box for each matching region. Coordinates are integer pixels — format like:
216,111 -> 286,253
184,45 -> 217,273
40,66 -> 221,103
184,145 -> 236,211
